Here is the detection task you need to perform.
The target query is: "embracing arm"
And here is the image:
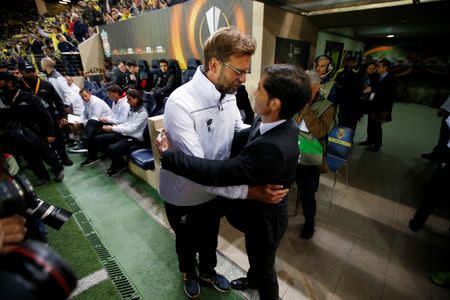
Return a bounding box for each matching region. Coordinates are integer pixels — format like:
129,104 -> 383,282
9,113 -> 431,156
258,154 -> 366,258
161,142 -> 285,187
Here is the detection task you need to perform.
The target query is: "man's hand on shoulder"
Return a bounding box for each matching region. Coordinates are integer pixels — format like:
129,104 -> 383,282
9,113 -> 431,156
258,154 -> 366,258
247,184 -> 289,204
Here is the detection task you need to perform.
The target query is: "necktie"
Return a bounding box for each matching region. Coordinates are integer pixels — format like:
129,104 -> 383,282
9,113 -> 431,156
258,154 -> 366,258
249,127 -> 261,142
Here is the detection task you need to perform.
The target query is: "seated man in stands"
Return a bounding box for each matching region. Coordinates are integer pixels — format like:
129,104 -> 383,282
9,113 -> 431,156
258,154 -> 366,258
69,88 -> 112,152
80,89 -> 148,176
112,60 -> 128,91
126,60 -> 138,90
150,59 -> 175,110
56,34 -> 78,53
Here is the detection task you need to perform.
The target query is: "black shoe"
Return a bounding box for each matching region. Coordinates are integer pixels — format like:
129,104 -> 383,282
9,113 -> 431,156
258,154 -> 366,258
300,223 -> 315,239
108,166 -> 127,176
409,218 -> 424,232
54,170 -> 64,182
61,158 -> 73,166
80,157 -> 100,167
230,277 -> 256,290
358,140 -> 372,146
68,142 -> 88,153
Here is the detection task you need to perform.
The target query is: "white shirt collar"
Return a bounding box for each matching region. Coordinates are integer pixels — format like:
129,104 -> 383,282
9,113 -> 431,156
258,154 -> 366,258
260,119 -> 286,135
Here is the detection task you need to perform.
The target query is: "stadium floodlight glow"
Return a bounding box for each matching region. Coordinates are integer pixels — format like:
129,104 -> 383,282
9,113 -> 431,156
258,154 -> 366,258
387,34 -> 395,38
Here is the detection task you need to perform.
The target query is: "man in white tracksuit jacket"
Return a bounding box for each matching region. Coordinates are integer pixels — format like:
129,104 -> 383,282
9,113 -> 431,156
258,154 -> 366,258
41,57 -> 84,116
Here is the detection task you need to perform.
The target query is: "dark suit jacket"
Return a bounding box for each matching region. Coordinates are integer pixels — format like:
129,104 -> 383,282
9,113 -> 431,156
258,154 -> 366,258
372,72 -> 397,118
161,118 -> 300,206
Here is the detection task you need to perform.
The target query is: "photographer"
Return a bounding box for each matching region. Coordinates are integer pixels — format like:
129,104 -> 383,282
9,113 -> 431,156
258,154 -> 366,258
0,72 -> 64,186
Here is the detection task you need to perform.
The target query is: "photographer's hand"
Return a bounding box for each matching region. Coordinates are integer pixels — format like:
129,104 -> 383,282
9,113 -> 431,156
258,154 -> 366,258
0,215 -> 27,254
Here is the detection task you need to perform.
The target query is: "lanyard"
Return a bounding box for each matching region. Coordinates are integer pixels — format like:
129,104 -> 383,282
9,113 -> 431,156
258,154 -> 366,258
22,78 -> 40,96
34,78 -> 41,96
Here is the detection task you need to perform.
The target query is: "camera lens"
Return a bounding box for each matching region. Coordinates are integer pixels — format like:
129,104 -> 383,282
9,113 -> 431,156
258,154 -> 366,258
26,199 -> 72,230
0,240 -> 77,300
0,175 -> 73,230
0,179 -> 29,217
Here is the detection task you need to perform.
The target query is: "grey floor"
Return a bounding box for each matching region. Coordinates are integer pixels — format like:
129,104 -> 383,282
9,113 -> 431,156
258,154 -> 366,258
215,102 -> 450,299
93,102 -> 450,300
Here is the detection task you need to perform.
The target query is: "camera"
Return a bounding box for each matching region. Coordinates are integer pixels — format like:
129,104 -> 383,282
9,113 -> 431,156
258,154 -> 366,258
0,175 -> 72,229
0,175 -> 77,299
0,240 -> 77,300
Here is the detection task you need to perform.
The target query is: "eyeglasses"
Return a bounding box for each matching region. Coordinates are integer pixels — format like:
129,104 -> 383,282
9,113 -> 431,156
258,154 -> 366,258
222,62 -> 250,77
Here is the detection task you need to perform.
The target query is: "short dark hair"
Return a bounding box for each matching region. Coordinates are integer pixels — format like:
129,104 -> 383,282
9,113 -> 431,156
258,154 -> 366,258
159,59 -> 168,65
126,89 -> 143,106
79,88 -> 90,94
262,64 -> 310,120
107,85 -> 122,95
126,60 -> 136,67
378,58 -> 391,69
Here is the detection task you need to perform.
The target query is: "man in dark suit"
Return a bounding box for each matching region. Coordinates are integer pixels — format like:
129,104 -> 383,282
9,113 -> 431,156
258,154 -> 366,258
158,64 -> 310,300
360,58 -> 397,151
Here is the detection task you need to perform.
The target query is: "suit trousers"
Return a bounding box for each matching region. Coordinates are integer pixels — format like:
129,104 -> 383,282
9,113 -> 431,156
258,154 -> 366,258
227,200 -> 288,300
296,164 -> 320,226
164,199 -> 222,276
367,115 -> 382,148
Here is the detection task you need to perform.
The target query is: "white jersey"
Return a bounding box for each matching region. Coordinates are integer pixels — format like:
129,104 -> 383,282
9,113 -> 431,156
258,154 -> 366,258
159,66 -> 249,206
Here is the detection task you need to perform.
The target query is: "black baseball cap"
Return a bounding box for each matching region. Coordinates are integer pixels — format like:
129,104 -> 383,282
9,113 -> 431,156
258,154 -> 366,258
18,60 -> 35,72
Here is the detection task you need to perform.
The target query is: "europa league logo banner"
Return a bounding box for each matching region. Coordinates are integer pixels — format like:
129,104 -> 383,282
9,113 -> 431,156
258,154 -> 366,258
100,0 -> 253,69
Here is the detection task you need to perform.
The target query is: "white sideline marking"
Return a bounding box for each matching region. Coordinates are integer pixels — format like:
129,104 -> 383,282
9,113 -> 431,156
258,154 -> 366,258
70,269 -> 108,298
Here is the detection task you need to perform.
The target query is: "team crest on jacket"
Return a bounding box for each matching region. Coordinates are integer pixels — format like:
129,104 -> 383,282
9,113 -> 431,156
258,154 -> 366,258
337,128 -> 346,139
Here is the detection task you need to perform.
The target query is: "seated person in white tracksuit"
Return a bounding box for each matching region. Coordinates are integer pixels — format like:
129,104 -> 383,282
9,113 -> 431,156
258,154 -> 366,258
69,88 -> 112,152
71,85 -> 130,153
80,89 -> 148,176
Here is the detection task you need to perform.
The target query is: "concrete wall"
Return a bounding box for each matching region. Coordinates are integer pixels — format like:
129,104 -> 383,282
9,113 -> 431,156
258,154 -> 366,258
243,3 -> 318,105
262,5 -> 318,71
